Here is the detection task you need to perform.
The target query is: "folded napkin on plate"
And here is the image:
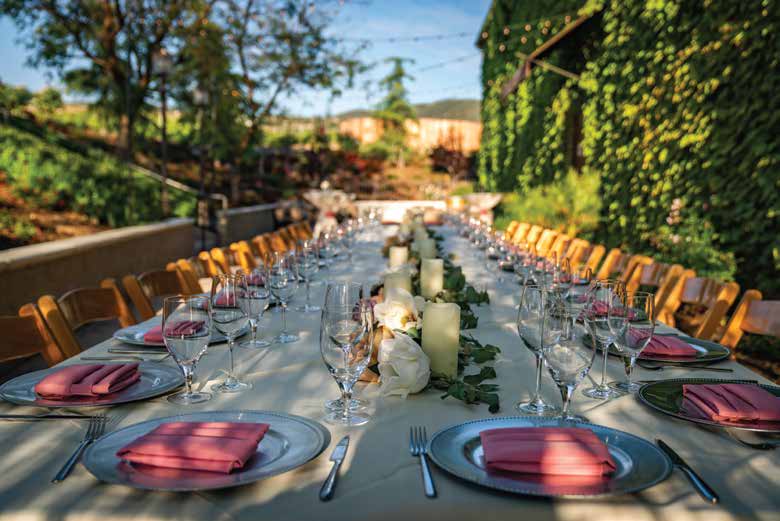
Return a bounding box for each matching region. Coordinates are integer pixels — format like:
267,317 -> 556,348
480,427 -> 616,477
143,320 -> 205,344
214,292 -> 238,307
641,335 -> 698,358
683,384 -> 780,423
116,421 -> 270,473
35,363 -> 140,399
587,301 -> 637,319
246,273 -> 265,286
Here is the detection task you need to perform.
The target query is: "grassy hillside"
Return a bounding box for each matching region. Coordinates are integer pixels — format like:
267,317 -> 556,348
338,98 -> 480,121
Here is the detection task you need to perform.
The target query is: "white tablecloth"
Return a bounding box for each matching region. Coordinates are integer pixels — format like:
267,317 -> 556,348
0,227 -> 778,521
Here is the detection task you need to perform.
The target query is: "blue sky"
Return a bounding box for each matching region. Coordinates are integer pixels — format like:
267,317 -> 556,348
0,0 -> 490,116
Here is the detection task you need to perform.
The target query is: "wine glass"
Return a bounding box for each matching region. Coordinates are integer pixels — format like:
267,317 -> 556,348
320,283 -> 374,426
210,273 -> 251,393
162,295 -> 212,404
552,257 -> 572,298
296,240 -> 321,312
609,291 -> 655,393
239,266 -> 271,349
269,251 -> 300,343
581,279 -> 626,400
542,301 -> 597,421
515,285 -> 560,415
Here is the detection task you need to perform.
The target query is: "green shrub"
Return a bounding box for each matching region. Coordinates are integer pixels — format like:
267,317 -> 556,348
0,210 -> 36,241
494,168 -> 601,240
359,141 -> 392,162
0,123 -> 195,227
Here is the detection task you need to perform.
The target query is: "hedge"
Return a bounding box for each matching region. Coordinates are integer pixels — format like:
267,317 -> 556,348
478,0 -> 779,297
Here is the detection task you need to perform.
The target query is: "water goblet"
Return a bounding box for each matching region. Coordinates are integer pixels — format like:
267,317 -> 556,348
239,266 -> 271,349
515,285 -> 560,415
211,273 -> 252,393
581,279 -> 626,400
269,251 -> 300,344
296,239 -> 321,312
542,303 -> 597,421
320,285 -> 374,426
609,291 -> 655,393
162,295 -> 212,404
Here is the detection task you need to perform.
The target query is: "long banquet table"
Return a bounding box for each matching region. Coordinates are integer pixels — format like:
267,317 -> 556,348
0,226 -> 778,521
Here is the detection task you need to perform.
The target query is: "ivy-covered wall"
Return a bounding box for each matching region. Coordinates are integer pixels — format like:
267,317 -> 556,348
478,0 -> 780,297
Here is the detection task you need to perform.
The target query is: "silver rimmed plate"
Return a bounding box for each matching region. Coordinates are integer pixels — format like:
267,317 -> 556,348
82,410 -> 330,491
427,416 -> 671,498
583,333 -> 731,364
638,378 -> 780,433
0,362 -> 183,408
113,319 -> 249,347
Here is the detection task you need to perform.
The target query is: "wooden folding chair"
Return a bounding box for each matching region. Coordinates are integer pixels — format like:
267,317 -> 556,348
230,241 -> 258,272
665,277 -> 740,340
563,239 -> 590,270
166,259 -> 203,294
0,304 -> 69,367
582,244 -> 606,274
38,279 -> 136,356
123,270 -> 195,321
504,221 -> 519,240
535,230 -> 559,258
619,254 -> 654,287
721,290 -> 780,350
210,247 -> 233,275
549,234 -> 571,262
268,232 -> 290,253
278,227 -> 298,250
595,248 -> 626,280
511,222 -> 531,245
252,235 -> 274,261
197,251 -> 223,278
524,225 -> 543,247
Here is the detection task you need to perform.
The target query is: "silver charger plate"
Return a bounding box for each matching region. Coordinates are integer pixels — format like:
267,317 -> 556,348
583,333 -> 731,364
82,410 -> 331,491
113,319 -> 250,347
638,378 -> 780,433
428,416 -> 672,498
0,362 -> 183,408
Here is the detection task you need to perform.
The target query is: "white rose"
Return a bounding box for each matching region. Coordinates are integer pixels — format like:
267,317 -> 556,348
374,287 -> 426,332
378,332 -> 430,399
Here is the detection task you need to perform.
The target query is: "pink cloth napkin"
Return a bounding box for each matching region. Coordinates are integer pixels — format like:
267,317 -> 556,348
143,320 -> 205,344
246,274 -> 265,286
682,384 -> 780,423
480,427 -> 617,477
35,364 -> 140,399
214,292 -> 238,307
641,335 -> 698,358
116,421 -> 270,473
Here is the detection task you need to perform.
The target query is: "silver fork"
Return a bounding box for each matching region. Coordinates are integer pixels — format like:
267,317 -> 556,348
52,414 -> 107,483
409,426 -> 436,498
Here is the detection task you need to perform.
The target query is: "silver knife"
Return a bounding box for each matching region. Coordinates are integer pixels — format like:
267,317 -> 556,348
656,439 -> 719,504
319,435 -> 349,501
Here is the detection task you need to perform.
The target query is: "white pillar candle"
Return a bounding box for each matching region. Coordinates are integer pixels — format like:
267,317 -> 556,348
420,258 -> 444,299
388,246 -> 409,268
421,302 -> 461,378
418,238 -> 437,260
384,271 -> 412,294
413,226 -> 429,244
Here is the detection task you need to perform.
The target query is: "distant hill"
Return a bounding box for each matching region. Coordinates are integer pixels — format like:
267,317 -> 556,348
338,98 -> 480,122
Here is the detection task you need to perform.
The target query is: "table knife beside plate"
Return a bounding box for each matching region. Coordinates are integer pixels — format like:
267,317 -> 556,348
656,439 -> 719,504
319,435 -> 349,501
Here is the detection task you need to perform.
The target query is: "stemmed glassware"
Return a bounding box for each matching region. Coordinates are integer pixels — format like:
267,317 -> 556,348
581,279 -> 626,400
162,295 -> 212,404
210,273 -> 252,393
268,251 -> 300,344
516,285 -> 560,415
239,266 -> 271,349
609,291 -> 655,393
542,301 -> 597,421
320,282 -> 374,426
296,239 -> 321,312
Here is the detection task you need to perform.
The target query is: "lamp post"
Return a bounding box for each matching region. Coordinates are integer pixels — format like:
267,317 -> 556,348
193,86 -> 210,248
152,49 -> 173,217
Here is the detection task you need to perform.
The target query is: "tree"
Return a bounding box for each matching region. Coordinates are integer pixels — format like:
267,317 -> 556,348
0,81 -> 32,120
31,86 -> 63,118
0,1 -> 198,158
374,57 -> 416,167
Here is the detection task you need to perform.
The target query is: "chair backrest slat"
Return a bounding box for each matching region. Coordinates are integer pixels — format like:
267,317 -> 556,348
0,304 -> 67,366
